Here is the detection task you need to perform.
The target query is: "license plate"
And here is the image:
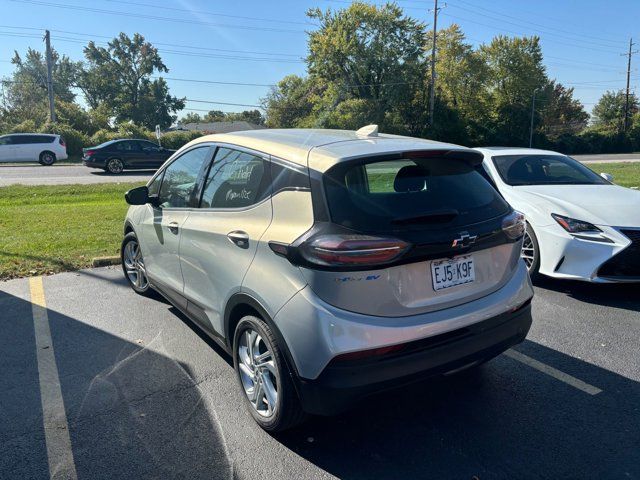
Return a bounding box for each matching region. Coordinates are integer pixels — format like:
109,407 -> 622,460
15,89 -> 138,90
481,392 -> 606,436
431,255 -> 475,291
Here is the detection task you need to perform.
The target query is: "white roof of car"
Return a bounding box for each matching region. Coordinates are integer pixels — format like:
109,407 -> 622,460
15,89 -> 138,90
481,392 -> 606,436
190,128 -> 478,170
474,146 -> 563,157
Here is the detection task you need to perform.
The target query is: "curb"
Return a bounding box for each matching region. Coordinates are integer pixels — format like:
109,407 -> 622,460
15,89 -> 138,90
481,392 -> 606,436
91,256 -> 120,267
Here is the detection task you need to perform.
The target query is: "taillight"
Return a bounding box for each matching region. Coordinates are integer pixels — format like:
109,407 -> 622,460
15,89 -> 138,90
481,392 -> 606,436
502,211 -> 526,240
84,150 -> 95,157
59,137 -> 66,147
299,234 -> 410,267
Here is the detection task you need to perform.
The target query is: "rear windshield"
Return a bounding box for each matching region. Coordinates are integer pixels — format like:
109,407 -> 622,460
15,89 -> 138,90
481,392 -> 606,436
492,154 -> 607,186
323,157 -> 509,233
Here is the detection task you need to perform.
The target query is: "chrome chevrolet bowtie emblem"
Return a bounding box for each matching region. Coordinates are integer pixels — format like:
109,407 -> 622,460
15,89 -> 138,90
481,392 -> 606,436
452,232 -> 478,248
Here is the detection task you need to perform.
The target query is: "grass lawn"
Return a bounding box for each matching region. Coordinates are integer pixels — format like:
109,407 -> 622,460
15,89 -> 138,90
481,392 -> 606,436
0,182 -> 143,280
583,162 -> 640,189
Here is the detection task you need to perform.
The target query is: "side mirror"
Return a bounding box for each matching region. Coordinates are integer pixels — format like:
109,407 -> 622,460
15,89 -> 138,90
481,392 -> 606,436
600,172 -> 613,182
125,186 -> 150,205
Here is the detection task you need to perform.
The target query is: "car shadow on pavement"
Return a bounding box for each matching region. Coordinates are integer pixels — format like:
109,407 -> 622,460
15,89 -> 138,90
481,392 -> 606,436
0,289 -> 233,480
277,339 -> 640,479
533,276 -> 640,312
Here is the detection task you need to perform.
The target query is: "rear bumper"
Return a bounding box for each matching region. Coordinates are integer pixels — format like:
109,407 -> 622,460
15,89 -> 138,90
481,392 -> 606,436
296,302 -> 532,415
83,159 -> 105,168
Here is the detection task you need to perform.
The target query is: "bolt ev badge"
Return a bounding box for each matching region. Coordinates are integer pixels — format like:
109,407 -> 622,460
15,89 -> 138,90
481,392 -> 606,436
452,232 -> 478,248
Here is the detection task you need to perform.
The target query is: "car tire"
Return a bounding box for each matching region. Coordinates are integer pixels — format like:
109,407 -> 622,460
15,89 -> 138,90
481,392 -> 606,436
121,232 -> 153,296
521,222 -> 541,280
106,158 -> 124,174
39,151 -> 56,166
233,315 -> 306,432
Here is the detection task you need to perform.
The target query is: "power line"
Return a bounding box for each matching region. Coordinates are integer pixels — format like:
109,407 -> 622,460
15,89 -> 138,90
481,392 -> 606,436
0,24 -> 306,57
10,0 -> 308,34
103,0 -> 318,27
185,99 -> 262,108
445,0 -> 625,47
440,12 -> 622,54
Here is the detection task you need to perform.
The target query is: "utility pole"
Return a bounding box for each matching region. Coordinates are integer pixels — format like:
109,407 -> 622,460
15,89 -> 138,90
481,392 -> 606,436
429,0 -> 444,128
623,37 -> 635,133
44,30 -> 56,122
529,88 -> 539,148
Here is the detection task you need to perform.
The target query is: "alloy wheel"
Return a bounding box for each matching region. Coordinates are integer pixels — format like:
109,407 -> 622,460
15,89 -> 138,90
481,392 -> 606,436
41,153 -> 55,165
123,240 -> 148,290
521,229 -> 536,271
107,158 -> 124,174
237,329 -> 278,417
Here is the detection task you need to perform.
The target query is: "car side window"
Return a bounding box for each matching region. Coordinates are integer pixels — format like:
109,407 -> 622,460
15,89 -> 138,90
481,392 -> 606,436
115,141 -> 140,152
158,146 -> 213,208
141,141 -> 160,152
200,147 -> 271,209
0,136 -> 11,146
147,172 -> 163,197
10,136 -> 26,145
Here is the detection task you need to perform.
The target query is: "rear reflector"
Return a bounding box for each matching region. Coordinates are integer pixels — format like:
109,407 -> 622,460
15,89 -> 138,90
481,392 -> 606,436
333,344 -> 406,362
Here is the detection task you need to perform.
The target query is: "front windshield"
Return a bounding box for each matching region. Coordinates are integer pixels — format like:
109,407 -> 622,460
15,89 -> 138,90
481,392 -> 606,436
492,154 -> 607,186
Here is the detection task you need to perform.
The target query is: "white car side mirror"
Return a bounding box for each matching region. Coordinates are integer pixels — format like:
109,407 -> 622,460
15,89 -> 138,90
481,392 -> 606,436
600,172 -> 613,182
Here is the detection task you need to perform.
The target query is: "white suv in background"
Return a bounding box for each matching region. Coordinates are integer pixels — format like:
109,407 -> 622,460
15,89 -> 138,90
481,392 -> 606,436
0,133 -> 68,165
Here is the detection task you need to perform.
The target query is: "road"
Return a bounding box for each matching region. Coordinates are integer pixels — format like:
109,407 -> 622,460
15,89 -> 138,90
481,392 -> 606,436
0,164 -> 154,186
573,152 -> 640,163
1,267 -> 638,479
1,152 -> 639,187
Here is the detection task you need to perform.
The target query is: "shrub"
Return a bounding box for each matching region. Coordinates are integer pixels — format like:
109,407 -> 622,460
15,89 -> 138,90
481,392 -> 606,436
159,130 -> 205,150
39,123 -> 90,156
9,119 -> 38,134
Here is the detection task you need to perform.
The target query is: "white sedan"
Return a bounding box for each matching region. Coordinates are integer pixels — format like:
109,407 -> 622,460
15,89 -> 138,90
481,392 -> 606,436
476,147 -> 640,283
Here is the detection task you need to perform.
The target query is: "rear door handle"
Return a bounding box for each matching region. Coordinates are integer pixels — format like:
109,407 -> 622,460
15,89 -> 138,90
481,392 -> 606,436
168,221 -> 179,234
227,230 -> 249,249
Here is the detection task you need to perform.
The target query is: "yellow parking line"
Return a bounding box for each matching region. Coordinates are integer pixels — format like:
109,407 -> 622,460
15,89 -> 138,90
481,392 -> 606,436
29,277 -> 78,480
505,349 -> 603,395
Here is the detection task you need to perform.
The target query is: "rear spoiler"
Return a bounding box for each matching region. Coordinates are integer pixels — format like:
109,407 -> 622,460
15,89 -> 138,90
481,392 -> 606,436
402,149 -> 484,166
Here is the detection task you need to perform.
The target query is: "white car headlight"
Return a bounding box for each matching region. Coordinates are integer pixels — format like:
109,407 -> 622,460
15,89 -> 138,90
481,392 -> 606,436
551,213 -> 601,233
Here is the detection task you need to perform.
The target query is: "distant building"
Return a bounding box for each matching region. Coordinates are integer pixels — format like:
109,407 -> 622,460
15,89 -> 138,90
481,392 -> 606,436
169,121 -> 266,134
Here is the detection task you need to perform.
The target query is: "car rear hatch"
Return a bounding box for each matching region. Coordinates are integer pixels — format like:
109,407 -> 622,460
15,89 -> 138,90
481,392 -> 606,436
286,147 -> 524,317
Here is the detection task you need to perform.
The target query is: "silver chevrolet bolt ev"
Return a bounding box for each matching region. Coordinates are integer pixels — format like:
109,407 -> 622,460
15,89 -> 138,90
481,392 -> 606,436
122,127 -> 534,432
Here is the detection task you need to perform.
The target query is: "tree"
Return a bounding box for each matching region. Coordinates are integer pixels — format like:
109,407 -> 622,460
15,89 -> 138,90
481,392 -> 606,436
262,75 -> 318,128
480,35 -> 547,145
592,90 -> 638,133
426,24 -> 490,142
202,109 -> 265,125
538,81 -> 589,137
78,33 -> 185,128
305,2 -> 425,130
180,112 -> 203,124
1,47 -> 80,126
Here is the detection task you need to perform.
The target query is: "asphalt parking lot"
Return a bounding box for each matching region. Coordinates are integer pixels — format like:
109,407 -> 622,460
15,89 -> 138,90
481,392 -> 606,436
1,267 -> 638,480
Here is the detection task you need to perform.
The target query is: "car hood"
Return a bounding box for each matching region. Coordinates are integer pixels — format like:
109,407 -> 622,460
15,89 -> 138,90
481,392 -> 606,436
509,184 -> 640,227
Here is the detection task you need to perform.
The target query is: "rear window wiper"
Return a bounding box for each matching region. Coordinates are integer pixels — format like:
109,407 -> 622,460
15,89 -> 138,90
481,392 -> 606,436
392,209 -> 459,225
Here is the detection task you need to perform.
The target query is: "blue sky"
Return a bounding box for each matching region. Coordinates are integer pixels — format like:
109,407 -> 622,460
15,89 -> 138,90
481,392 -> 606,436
0,0 -> 638,120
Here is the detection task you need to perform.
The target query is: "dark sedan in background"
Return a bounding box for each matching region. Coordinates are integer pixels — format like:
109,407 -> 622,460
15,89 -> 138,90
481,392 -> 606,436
82,139 -> 175,174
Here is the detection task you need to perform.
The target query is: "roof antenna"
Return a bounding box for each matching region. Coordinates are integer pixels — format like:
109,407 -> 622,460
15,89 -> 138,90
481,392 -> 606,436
356,124 -> 378,137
